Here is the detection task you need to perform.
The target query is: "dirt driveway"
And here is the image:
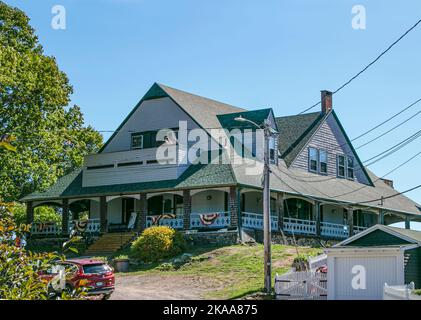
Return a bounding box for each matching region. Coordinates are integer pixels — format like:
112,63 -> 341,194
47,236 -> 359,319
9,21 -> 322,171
110,274 -> 221,300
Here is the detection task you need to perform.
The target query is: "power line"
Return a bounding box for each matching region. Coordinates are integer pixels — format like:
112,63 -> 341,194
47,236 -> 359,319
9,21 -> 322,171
297,18 -> 421,115
355,108 -> 421,149
363,128 -> 421,165
356,184 -> 421,205
330,150 -> 421,199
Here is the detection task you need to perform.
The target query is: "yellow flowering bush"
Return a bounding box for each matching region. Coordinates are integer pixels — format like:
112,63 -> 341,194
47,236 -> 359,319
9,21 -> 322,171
130,226 -> 186,262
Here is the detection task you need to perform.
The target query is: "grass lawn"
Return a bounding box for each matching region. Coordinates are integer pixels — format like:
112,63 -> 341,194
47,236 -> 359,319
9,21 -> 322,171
119,243 -> 323,299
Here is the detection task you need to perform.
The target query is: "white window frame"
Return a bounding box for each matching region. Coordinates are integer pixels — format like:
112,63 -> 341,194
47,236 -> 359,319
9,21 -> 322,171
319,149 -> 328,175
337,154 -> 346,178
308,147 -> 319,173
347,156 -> 355,180
131,134 -> 143,150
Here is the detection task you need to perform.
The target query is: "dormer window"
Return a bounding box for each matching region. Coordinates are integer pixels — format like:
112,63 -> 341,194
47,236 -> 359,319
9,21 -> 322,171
309,147 -> 318,172
337,155 -> 346,178
347,157 -> 355,180
131,134 -> 143,149
319,149 -> 328,174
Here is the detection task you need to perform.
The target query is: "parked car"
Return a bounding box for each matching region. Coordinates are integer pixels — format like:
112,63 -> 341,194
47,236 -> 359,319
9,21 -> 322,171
39,258 -> 115,299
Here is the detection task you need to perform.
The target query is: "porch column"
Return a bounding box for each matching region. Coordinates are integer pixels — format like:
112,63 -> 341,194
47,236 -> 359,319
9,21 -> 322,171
378,209 -> 384,225
61,199 -> 69,236
26,202 -> 34,225
99,196 -> 108,233
136,193 -> 147,232
347,208 -> 354,237
229,186 -> 238,228
405,216 -> 411,230
314,202 -> 321,237
183,189 -> 191,230
276,193 -> 284,231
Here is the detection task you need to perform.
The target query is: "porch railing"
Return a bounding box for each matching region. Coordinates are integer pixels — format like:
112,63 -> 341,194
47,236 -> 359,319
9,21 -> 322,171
283,217 -> 316,235
68,218 -> 101,234
241,212 -> 278,230
190,211 -> 230,228
146,214 -> 184,229
321,221 -> 349,239
353,225 -> 367,234
31,222 -> 61,235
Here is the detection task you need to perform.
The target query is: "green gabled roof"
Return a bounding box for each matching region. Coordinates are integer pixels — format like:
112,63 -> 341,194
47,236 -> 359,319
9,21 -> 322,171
275,112 -> 324,166
99,83 -> 245,153
338,225 -> 421,247
21,163 -> 236,202
217,108 -> 273,130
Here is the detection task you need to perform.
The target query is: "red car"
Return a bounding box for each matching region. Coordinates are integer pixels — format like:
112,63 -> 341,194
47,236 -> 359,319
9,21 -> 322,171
39,258 -> 115,299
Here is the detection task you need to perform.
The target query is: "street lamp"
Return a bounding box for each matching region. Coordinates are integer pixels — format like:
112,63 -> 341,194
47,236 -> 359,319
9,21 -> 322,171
234,115 -> 276,294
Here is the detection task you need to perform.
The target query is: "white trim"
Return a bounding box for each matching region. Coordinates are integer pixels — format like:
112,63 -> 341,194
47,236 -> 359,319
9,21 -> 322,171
106,194 -> 141,202
335,224 -> 419,247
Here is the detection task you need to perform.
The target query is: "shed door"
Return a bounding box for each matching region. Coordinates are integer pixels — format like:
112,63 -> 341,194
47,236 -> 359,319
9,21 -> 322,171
334,255 -> 398,300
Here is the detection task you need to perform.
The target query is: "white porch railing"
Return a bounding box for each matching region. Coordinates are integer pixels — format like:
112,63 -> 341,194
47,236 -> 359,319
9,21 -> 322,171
353,225 -> 367,234
31,222 -> 61,235
241,212 -> 278,230
69,219 -> 101,234
146,214 -> 184,229
190,212 -> 230,228
321,222 -> 349,239
283,217 -> 316,235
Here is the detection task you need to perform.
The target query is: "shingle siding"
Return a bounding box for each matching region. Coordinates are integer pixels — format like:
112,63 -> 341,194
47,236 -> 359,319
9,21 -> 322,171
291,113 -> 370,185
404,247 -> 421,289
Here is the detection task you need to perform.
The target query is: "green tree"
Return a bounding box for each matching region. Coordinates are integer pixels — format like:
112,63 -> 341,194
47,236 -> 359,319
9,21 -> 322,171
0,2 -> 103,202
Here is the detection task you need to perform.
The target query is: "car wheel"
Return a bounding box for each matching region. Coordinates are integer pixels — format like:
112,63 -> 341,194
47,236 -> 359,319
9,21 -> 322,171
102,294 -> 111,300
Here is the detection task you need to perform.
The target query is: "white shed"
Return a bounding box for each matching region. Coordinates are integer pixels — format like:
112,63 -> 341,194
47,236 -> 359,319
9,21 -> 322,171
325,225 -> 421,300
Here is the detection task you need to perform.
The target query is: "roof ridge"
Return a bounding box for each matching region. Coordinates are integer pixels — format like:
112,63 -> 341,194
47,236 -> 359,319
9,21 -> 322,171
157,83 -> 246,112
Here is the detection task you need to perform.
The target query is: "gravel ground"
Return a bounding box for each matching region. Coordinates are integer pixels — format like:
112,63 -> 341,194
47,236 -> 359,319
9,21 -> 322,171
110,274 -> 220,300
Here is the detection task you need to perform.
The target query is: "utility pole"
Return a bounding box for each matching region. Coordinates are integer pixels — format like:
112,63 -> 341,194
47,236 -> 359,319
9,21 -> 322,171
234,116 -> 274,294
262,119 -> 272,294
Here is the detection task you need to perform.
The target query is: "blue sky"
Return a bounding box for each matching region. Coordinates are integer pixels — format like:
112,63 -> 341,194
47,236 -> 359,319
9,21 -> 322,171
5,0 -> 421,225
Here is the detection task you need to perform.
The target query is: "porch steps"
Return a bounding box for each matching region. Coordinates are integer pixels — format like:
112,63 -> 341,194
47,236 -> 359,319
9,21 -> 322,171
84,232 -> 137,256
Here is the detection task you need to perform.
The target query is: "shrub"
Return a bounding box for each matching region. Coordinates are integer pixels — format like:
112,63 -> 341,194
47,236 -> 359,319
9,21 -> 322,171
130,226 -> 186,263
292,255 -> 309,271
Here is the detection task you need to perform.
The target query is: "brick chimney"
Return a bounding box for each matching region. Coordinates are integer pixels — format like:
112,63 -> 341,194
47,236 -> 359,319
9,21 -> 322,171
321,90 -> 333,113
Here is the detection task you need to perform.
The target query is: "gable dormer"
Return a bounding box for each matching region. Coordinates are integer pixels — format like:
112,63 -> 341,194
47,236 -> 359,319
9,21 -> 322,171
279,91 -> 373,186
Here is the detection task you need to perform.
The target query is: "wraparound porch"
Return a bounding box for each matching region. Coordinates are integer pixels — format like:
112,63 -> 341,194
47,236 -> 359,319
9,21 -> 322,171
25,187 -> 414,240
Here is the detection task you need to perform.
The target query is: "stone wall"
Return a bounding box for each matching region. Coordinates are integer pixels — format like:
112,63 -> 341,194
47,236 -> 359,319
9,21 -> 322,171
183,230 -> 239,246
241,228 -> 338,248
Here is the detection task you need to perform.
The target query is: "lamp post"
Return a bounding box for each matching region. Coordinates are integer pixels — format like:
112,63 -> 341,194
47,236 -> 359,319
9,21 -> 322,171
234,115 -> 276,294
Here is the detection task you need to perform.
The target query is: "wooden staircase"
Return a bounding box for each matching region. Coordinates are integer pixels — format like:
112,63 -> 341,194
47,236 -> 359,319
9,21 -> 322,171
84,232 -> 137,256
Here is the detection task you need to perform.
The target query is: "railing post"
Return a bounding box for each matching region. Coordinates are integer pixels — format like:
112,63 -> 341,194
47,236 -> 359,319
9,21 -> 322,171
277,193 -> 284,231
183,189 -> 191,230
229,186 -> 238,229
314,202 -> 321,237
26,201 -> 34,225
347,208 -> 354,237
405,216 -> 411,230
99,196 -> 108,233
136,193 -> 147,232
378,209 -> 384,225
62,199 -> 69,236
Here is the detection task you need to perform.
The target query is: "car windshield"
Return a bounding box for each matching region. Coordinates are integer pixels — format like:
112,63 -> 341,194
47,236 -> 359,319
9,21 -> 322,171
82,264 -> 112,274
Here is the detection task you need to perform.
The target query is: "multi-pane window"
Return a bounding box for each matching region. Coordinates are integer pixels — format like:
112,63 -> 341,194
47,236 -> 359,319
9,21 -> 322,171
131,131 -> 168,150
347,157 -> 355,180
131,134 -> 143,149
309,147 -> 318,172
337,155 -> 346,178
319,150 -> 328,174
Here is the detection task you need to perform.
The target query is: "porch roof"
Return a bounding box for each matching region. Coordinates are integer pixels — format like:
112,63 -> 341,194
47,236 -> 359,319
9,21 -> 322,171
20,163 -> 236,202
232,160 -> 421,217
